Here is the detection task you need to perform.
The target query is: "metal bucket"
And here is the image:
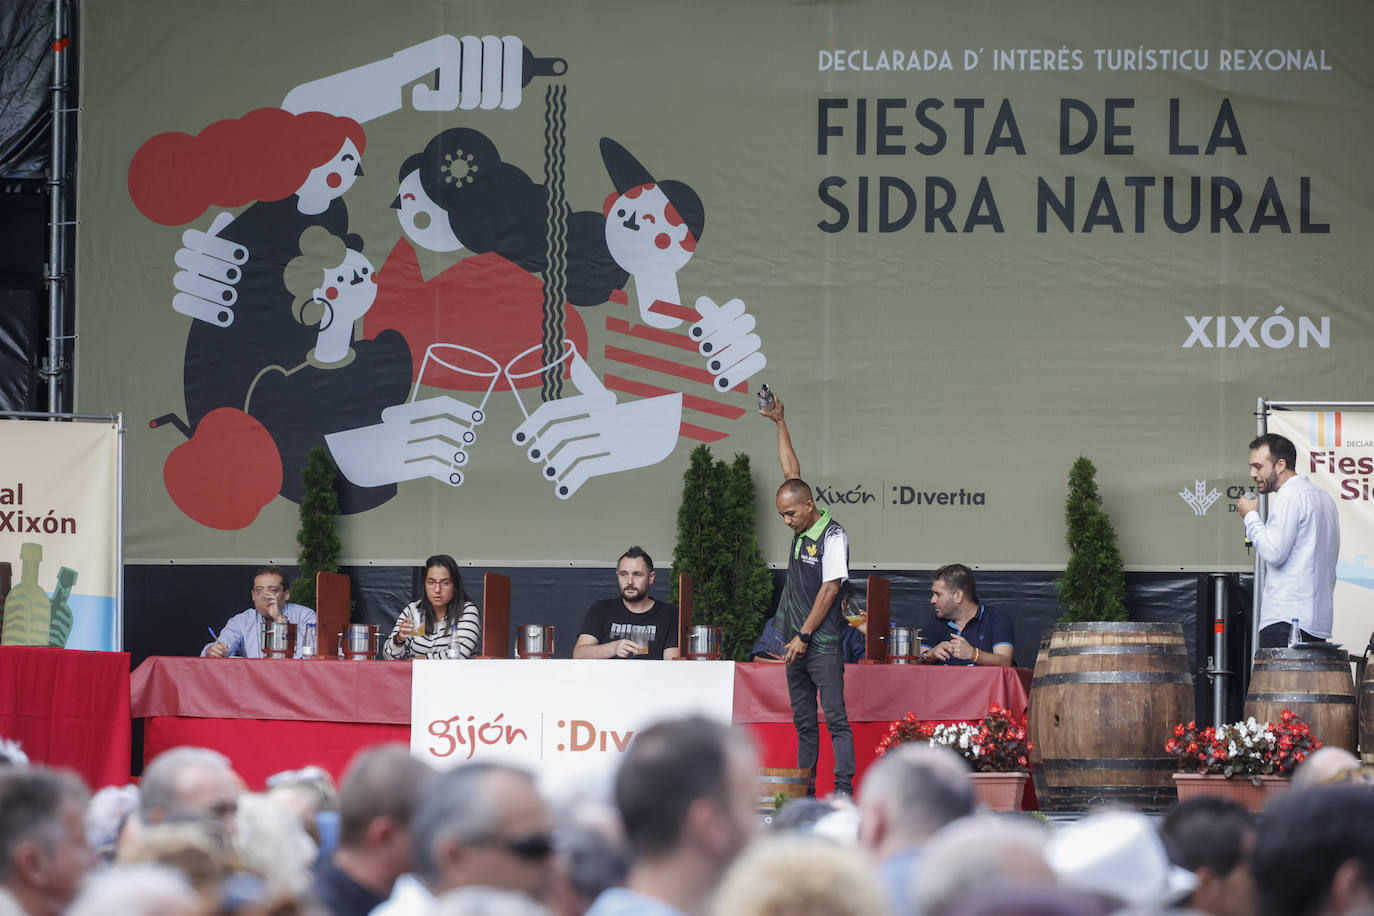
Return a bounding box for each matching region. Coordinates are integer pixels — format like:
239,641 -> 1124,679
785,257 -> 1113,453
342,624 -> 376,660
688,625 -> 722,659
517,624 -> 555,659
261,620 -> 294,659
888,625 -> 919,664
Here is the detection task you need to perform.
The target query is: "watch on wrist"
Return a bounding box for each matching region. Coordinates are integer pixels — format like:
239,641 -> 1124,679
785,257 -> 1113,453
798,630 -> 814,645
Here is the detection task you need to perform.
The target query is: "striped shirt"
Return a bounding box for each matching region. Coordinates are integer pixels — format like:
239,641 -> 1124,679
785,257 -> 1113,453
380,599 -> 482,660
599,292 -> 750,443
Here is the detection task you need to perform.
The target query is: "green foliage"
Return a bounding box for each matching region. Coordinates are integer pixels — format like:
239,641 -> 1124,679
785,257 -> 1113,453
293,445 -> 342,611
1056,456 -> 1128,622
670,446 -> 773,661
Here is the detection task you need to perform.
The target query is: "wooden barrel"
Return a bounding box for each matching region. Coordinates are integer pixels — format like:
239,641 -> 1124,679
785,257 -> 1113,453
1361,653 -> 1374,765
1245,646 -> 1357,753
1028,622 -> 1195,812
1026,631 -> 1052,805
758,767 -> 812,814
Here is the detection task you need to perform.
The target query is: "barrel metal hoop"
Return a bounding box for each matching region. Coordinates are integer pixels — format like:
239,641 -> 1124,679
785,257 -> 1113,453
1251,661 -> 1350,671
1032,671 -> 1194,687
1051,622 -> 1184,633
1048,645 -> 1186,657
1041,758 -> 1177,771
1248,692 -> 1356,705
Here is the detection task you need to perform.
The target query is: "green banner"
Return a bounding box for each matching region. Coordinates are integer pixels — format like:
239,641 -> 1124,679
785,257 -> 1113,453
76,0 -> 1374,569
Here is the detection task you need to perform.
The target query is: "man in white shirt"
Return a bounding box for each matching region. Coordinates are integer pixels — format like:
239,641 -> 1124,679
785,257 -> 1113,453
1237,433 -> 1340,648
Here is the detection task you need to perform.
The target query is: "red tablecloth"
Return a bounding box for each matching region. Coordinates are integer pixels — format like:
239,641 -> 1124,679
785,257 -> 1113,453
0,646 -> 132,788
131,658 -> 1032,794
733,663 -> 1033,795
131,657 -> 410,789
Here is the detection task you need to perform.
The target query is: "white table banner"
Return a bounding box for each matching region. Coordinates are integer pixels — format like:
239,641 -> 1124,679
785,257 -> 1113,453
411,659 -> 736,782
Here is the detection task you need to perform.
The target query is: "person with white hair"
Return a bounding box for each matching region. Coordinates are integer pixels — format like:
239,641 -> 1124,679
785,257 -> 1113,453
64,863 -> 199,916
0,739 -> 28,768
856,743 -> 976,916
911,815 -> 1055,916
138,747 -> 242,836
234,793 -> 317,895
85,785 -> 140,865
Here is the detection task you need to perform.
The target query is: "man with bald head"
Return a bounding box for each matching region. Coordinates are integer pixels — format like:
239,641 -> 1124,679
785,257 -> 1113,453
760,394 -> 853,797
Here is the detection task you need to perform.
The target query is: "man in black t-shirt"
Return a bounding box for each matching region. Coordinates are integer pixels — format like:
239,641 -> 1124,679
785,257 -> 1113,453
573,546 -> 681,660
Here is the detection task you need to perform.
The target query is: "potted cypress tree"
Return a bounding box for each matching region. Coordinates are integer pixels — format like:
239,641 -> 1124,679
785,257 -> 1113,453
670,445 -> 772,661
292,445 -> 342,612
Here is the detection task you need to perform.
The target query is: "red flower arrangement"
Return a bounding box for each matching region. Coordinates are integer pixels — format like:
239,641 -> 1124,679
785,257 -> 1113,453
1165,708 -> 1321,781
878,705 -> 1032,773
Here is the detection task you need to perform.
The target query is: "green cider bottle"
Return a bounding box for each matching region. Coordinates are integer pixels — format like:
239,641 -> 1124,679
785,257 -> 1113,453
0,543 -> 49,647
48,566 -> 77,648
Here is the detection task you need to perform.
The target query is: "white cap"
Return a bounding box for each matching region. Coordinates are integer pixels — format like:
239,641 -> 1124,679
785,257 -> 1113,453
1045,810 -> 1196,909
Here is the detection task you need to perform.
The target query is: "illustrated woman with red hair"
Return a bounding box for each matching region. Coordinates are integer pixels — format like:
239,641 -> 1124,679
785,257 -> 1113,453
129,107 -> 367,431
132,108 -> 377,529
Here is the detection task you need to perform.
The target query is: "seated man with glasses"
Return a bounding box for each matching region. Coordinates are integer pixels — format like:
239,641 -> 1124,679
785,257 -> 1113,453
201,565 -> 316,658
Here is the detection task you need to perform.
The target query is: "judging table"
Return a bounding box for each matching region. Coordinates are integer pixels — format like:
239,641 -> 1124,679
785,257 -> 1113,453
131,657 -> 1031,793
0,646 -> 132,788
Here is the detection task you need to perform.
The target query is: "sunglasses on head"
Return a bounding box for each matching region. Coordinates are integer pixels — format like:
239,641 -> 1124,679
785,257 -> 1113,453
477,833 -> 555,860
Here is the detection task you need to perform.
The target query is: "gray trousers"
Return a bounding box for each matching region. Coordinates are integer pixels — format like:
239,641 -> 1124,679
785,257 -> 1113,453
785,648 -> 854,793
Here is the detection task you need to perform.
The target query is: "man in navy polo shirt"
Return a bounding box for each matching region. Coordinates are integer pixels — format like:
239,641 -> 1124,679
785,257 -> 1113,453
918,564 -> 1014,666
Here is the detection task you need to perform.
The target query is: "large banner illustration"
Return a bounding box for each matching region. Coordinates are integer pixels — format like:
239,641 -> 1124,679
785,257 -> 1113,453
0,420 -> 120,651
76,1 -> 1374,569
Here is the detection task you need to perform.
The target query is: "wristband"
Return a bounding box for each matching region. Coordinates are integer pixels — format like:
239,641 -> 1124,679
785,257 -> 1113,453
972,647 -> 980,663
798,630 -> 814,645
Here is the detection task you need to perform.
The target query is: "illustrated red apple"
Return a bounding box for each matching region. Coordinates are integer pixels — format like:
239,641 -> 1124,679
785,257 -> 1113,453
163,407 -> 282,530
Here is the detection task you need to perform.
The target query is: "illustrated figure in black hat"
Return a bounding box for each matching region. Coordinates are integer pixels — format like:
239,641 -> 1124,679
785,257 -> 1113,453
597,138 -> 768,411
599,137 -> 706,330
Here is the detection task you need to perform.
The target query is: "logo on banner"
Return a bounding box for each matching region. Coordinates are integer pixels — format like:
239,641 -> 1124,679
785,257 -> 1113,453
1312,412 -> 1342,448
1179,480 -> 1221,516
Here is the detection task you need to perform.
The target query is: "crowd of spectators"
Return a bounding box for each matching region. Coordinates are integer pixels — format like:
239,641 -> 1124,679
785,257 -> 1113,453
2,719 -> 1374,916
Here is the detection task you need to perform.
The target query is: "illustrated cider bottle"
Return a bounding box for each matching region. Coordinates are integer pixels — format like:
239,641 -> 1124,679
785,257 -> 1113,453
0,561 -> 11,637
48,566 -> 78,648
0,543 -> 49,647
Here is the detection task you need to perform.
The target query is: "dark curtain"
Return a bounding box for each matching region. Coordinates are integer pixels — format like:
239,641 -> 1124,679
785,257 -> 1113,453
0,0 -> 55,178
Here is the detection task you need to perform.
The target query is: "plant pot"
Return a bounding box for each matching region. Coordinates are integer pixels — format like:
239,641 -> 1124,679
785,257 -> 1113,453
1171,773 -> 1291,813
969,771 -> 1028,811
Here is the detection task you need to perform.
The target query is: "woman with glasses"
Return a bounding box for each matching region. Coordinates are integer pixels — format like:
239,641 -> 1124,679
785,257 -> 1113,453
382,555 -> 482,659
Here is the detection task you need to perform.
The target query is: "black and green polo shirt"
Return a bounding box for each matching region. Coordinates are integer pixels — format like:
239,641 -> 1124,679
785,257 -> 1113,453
773,508 -> 849,655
